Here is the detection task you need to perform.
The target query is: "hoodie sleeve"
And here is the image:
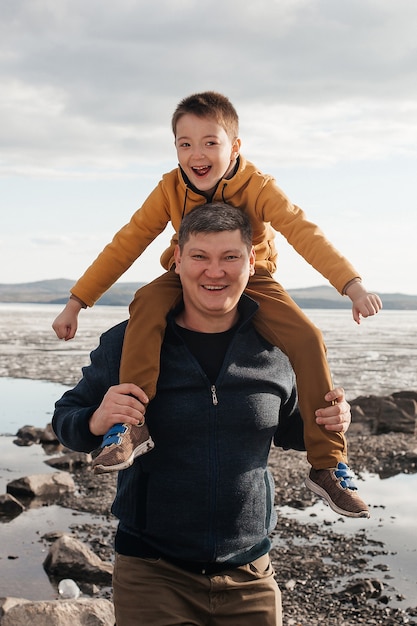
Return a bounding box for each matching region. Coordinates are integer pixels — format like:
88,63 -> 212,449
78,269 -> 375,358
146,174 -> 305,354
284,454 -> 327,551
52,322 -> 126,452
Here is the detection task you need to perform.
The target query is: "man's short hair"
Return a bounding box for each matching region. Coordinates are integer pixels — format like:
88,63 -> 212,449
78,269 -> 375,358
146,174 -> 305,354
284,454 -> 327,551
171,91 -> 239,140
178,203 -> 253,251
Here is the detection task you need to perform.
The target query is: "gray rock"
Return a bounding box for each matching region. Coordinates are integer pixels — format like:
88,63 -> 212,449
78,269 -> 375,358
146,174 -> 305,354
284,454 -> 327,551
43,534 -> 113,584
6,472 -> 75,498
0,493 -> 25,519
0,598 -> 114,626
351,394 -> 417,435
45,451 -> 92,471
14,425 -> 44,445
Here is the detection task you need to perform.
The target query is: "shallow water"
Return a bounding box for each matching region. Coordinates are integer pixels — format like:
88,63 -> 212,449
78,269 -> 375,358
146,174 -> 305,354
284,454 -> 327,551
275,472 -> 417,608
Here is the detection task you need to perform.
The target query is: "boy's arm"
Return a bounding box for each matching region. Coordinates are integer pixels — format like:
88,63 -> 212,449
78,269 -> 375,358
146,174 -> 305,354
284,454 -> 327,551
70,182 -> 172,307
343,278 -> 383,324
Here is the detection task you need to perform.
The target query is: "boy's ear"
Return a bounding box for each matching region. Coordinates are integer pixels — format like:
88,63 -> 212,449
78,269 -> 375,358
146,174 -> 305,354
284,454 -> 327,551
232,137 -> 241,159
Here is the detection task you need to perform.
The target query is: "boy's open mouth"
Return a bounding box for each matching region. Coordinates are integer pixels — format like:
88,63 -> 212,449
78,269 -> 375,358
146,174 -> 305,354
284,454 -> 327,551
192,166 -> 211,177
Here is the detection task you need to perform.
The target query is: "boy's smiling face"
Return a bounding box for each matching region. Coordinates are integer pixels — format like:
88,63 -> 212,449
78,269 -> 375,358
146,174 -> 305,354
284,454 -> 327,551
174,113 -> 241,195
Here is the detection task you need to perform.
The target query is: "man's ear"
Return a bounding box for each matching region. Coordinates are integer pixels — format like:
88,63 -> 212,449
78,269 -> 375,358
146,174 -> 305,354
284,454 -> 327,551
249,246 -> 256,275
174,245 -> 181,274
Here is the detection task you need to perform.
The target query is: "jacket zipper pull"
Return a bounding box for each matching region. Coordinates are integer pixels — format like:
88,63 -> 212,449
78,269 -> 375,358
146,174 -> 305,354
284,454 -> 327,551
211,385 -> 218,406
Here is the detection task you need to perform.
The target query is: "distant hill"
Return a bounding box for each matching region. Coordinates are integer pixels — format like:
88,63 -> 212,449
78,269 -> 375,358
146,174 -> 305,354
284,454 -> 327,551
0,279 -> 416,309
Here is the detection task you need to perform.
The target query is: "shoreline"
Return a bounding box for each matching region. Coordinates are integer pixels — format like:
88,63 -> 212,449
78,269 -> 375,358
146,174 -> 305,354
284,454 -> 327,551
1,429 -> 417,624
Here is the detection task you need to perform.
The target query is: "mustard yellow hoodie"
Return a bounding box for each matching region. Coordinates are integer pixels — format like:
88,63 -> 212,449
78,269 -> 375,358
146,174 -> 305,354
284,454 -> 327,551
71,156 -> 359,307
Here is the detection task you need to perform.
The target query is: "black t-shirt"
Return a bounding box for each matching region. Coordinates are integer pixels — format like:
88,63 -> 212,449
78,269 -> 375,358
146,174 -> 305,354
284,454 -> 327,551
174,322 -> 238,383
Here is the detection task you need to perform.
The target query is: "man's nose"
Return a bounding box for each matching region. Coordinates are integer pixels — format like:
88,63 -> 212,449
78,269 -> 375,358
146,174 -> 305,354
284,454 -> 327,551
205,260 -> 225,277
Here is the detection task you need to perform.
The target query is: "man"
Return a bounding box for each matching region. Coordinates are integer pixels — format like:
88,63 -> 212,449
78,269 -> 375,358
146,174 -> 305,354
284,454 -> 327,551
53,203 -> 355,626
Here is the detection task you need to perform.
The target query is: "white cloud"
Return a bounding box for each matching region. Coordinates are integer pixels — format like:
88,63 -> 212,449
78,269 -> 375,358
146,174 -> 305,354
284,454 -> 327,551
1,0 -> 417,292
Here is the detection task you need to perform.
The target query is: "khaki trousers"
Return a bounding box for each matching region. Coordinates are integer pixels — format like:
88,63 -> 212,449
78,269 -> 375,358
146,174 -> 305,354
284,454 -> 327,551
120,269 -> 347,469
112,552 -> 282,626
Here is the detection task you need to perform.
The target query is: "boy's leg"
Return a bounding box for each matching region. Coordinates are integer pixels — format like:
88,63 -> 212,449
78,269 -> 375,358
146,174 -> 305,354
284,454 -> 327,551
120,269 -> 182,398
92,270 -> 182,474
245,270 -> 369,518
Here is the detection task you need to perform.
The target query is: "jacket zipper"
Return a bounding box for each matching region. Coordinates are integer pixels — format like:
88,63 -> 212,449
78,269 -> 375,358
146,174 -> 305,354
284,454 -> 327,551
211,385 -> 218,406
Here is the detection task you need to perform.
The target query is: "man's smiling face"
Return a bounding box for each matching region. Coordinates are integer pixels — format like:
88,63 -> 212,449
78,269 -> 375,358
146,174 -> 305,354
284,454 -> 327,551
174,229 -> 255,332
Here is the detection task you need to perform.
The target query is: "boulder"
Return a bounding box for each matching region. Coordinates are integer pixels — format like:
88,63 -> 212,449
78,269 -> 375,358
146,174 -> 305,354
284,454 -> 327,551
0,598 -> 114,626
350,394 -> 417,435
0,493 -> 25,519
43,534 -> 113,584
6,472 -> 75,499
41,423 -> 59,443
45,451 -> 92,471
13,425 -> 45,446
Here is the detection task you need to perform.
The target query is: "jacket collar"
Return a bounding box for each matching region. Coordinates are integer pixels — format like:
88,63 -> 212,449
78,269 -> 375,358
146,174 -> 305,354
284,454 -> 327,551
166,293 -> 259,338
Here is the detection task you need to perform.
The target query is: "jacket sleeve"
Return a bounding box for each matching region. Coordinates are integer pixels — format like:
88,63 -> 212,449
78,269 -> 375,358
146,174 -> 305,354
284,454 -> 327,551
257,179 -> 360,294
52,322 -> 126,452
70,180 -> 172,306
273,386 -> 306,451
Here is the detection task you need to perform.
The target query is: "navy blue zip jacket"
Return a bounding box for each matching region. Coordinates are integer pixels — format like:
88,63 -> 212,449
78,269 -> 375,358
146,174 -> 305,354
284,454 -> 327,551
52,295 -> 304,567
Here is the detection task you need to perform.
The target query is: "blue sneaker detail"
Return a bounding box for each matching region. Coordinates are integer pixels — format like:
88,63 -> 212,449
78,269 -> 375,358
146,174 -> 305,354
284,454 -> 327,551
334,462 -> 358,491
101,424 -> 128,448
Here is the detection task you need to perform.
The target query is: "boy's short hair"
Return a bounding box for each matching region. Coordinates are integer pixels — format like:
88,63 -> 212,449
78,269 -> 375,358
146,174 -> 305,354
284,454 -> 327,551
171,91 -> 239,140
178,203 -> 252,251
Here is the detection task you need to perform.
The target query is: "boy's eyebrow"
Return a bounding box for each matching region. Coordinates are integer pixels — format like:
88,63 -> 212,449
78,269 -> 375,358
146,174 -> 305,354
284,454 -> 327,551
175,134 -> 220,142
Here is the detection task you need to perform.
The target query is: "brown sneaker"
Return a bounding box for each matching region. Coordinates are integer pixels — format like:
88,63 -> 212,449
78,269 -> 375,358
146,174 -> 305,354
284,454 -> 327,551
305,462 -> 370,518
92,422 -> 155,474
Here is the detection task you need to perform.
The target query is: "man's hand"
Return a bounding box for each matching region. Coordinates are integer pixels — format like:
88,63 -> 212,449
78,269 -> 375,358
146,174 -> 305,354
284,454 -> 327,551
315,387 -> 351,433
89,383 -> 149,436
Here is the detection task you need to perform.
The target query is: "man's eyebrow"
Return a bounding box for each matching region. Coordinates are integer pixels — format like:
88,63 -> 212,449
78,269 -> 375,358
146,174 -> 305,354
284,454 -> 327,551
188,247 -> 242,254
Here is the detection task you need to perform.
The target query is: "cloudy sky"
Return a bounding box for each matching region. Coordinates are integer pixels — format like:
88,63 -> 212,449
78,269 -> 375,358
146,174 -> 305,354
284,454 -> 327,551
1,0 -> 417,295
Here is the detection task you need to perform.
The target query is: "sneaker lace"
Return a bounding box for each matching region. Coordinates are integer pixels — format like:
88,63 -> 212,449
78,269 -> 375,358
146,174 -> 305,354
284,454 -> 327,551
101,423 -> 128,448
334,462 -> 359,491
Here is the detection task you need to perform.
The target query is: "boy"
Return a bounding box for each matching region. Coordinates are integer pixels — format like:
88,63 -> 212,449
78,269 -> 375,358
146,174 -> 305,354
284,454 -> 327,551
53,91 -> 381,517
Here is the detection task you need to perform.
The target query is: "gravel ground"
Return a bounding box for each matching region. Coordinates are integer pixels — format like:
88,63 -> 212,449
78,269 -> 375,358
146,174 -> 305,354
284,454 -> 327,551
53,431 -> 417,626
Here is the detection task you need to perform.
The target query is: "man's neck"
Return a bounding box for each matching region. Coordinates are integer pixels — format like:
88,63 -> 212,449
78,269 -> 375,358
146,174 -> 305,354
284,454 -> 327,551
175,309 -> 239,334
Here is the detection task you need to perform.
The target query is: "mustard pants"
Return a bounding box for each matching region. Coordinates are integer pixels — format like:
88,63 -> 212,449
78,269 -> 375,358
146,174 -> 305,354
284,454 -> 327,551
120,269 -> 347,469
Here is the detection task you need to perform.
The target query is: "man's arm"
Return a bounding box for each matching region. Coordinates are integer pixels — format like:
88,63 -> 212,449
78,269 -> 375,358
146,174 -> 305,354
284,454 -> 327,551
52,321 -> 127,452
274,386 -> 351,451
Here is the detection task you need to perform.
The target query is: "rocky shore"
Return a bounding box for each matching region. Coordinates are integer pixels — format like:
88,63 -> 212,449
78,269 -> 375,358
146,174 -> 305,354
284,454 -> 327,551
1,393 -> 417,625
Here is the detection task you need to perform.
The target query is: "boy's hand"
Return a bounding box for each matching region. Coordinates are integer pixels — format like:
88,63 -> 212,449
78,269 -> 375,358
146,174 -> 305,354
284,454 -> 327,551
344,281 -> 383,324
52,299 -> 82,340
351,292 -> 382,324
315,387 -> 351,433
